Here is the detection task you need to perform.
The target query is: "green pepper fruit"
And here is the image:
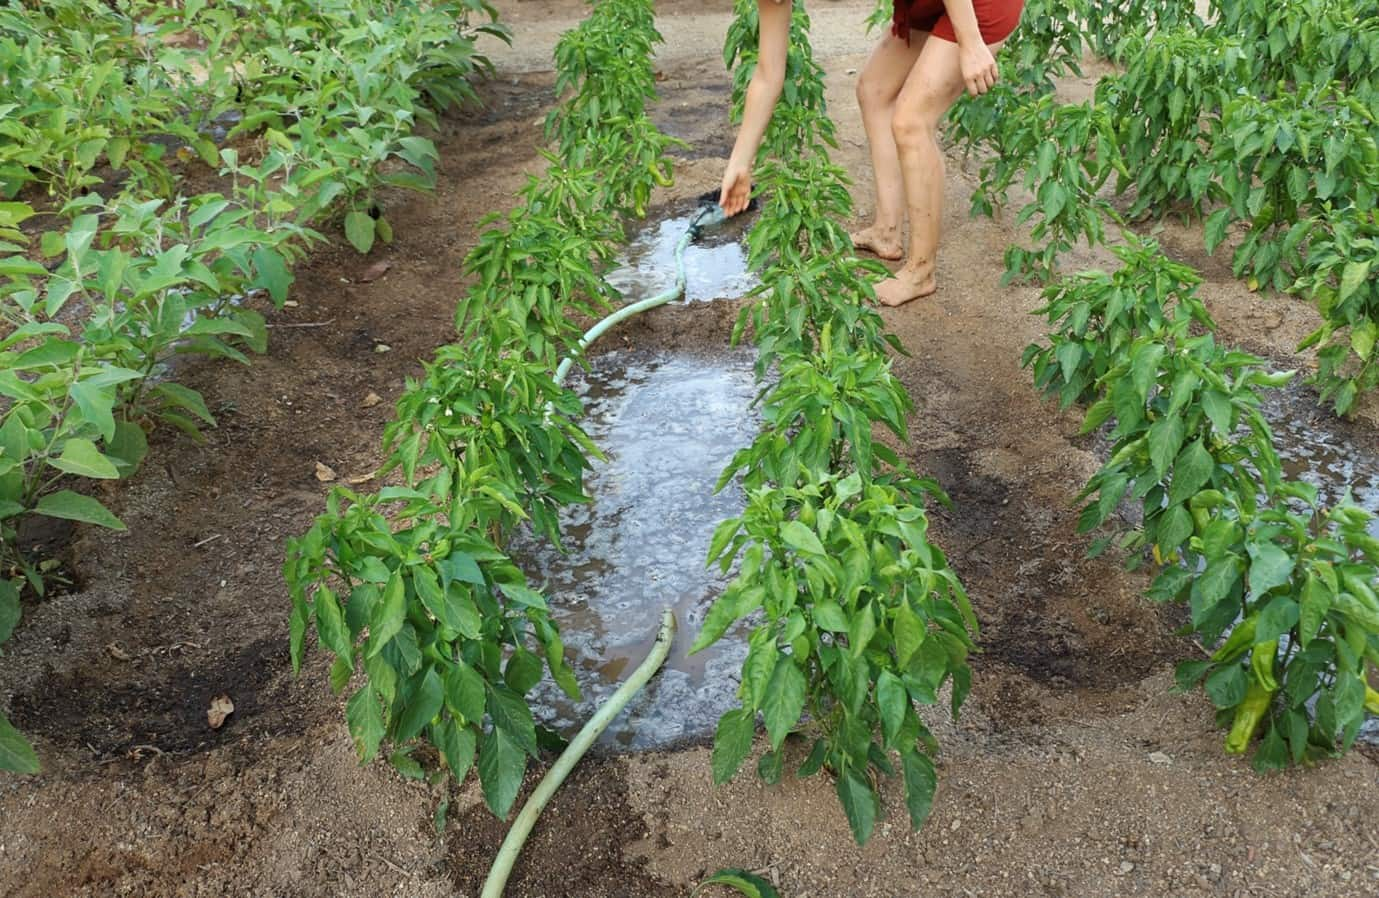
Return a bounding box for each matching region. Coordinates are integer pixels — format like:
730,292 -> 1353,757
1210,615 -> 1258,663
1250,639 -> 1278,691
1225,680 -> 1276,754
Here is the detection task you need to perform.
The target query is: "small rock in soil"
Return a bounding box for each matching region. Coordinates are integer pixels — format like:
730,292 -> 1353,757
207,694 -> 234,729
362,392 -> 382,407
314,462 -> 338,482
360,260 -> 392,283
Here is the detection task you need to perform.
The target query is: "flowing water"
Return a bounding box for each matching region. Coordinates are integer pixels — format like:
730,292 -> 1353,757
604,212 -> 758,304
514,349 -> 762,750
1264,384 -> 1379,535
1261,384 -> 1379,743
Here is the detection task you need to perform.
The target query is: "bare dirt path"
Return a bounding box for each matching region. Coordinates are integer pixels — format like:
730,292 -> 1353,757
1,3 -> 1375,897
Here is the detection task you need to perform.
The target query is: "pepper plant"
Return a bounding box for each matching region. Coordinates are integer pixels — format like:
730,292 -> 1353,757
284,0 -> 680,815
1099,30 -> 1246,219
1206,83 -> 1379,293
1292,207 -> 1379,416
1160,490 -> 1379,769
284,483 -> 578,814
1022,236 -> 1210,409
694,469 -> 973,844
1073,328 -> 1293,568
703,0 -> 974,844
971,94 -> 1125,284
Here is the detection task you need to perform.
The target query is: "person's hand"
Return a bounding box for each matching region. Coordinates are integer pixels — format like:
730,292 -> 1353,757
719,160 -> 752,216
959,42 -> 998,96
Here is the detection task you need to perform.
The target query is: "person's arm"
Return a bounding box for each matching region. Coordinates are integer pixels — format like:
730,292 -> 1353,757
719,0 -> 792,216
942,0 -> 999,96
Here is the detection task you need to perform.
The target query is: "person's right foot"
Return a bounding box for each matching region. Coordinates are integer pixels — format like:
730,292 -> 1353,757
849,225 -> 903,261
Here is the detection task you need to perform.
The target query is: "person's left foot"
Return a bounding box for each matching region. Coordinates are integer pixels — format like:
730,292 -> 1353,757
875,264 -> 937,307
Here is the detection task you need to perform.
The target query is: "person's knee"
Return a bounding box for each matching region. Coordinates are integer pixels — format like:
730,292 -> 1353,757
855,69 -> 891,111
890,103 -> 938,147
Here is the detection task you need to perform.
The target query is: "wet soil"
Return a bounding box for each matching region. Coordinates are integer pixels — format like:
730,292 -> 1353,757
2,3 -> 1377,897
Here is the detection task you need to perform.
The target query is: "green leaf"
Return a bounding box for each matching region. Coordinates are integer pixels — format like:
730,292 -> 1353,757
251,246 -> 293,305
848,603 -> 877,658
711,708 -> 755,785
389,749 -> 425,781
106,420 -> 148,478
69,381 -> 115,442
1351,320 -> 1377,362
435,718 -> 477,781
49,438 -> 120,480
345,686 -> 385,762
1156,505 -> 1193,554
1246,540 -> 1294,599
1167,440 -> 1213,505
757,748 -> 784,785
444,661 -> 486,725
1256,595 -> 1300,643
478,724 -> 527,817
33,490 -> 126,530
877,670 -> 907,747
440,551 -> 485,586
1205,664 -> 1247,709
900,747 -> 937,830
813,600 -> 848,632
1339,260 -> 1372,303
504,649 -> 543,696
836,766 -> 878,844
1298,573 -> 1331,647
893,603 -> 925,667
1202,390 -> 1232,436
313,587 -> 353,660
394,667 -> 444,743
1196,557 -> 1239,608
344,210 -> 376,254
761,658 -> 806,751
0,710 -> 39,774
154,382 -> 215,425
692,869 -> 781,898
739,633 -> 777,709
0,578 -> 19,644
486,685 -> 537,755
367,570 -> 406,656
781,520 -> 825,556
1147,415 -> 1186,479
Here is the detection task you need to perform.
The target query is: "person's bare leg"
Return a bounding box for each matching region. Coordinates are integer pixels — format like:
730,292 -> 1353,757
850,31 -> 925,261
875,37 -> 1003,307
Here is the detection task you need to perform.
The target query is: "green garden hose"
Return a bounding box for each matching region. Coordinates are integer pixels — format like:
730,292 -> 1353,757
553,203 -> 727,387
480,608 -> 676,898
483,204 -> 731,897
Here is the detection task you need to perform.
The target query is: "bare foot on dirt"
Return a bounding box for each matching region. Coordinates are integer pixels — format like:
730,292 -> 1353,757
875,264 -> 937,307
850,225 -> 903,261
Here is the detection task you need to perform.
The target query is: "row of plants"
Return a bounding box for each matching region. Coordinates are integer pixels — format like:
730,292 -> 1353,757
954,0 -> 1379,416
0,0 -> 507,774
992,3 -> 1379,763
1026,236 -> 1379,766
283,0 -> 682,821
690,1 -> 977,845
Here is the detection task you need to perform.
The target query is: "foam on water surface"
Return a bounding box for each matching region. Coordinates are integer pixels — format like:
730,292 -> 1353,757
513,349 -> 761,750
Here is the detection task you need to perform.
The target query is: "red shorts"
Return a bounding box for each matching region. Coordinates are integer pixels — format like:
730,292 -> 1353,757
891,0 -> 1025,45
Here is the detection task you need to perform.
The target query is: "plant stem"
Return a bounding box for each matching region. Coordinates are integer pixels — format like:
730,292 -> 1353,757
480,607 -> 676,898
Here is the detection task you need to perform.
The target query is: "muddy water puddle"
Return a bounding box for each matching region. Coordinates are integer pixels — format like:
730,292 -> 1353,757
512,349 -> 760,750
1261,386 -> 1379,743
1263,384 -> 1379,534
604,211 -> 757,304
